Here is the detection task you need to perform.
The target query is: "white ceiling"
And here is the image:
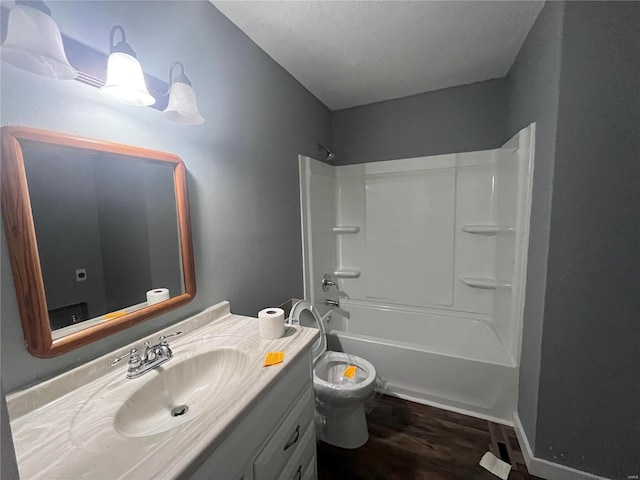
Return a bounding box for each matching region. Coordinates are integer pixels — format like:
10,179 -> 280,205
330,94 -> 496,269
212,1 -> 543,111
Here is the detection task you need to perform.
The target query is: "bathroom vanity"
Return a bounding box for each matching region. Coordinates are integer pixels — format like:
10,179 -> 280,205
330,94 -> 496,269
6,301 -> 319,480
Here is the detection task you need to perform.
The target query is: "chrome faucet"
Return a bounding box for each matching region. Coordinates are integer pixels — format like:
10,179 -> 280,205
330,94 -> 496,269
109,331 -> 182,379
325,298 -> 340,308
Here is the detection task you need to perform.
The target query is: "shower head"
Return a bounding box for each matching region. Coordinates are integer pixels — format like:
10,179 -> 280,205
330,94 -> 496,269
317,143 -> 335,162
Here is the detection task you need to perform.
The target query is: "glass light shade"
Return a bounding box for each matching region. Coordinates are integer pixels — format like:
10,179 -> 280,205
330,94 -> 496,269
1,5 -> 77,79
100,52 -> 155,106
163,82 -> 204,125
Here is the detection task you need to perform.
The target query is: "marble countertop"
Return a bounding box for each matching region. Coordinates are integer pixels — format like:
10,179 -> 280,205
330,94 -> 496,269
7,301 -> 319,479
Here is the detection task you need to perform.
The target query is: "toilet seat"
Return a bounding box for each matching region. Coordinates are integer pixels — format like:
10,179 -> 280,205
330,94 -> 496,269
313,351 -> 377,399
288,300 -> 376,399
288,300 -> 327,362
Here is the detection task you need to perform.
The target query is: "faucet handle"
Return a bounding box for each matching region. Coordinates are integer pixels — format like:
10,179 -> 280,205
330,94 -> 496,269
158,331 -> 182,344
321,274 -> 338,292
109,348 -> 140,367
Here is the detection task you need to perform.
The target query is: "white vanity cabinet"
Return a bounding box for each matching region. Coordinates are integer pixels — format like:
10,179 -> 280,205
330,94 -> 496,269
7,303 -> 320,480
190,348 -> 317,480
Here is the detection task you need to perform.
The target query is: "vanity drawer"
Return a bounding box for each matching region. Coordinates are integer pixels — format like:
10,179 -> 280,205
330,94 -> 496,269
253,385 -> 314,480
278,423 -> 315,480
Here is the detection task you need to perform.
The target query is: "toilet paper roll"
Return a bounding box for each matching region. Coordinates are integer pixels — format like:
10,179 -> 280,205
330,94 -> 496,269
258,308 -> 285,340
147,288 -> 170,305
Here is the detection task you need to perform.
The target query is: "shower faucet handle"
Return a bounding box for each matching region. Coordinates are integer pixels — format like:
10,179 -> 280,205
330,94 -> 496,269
321,273 -> 338,292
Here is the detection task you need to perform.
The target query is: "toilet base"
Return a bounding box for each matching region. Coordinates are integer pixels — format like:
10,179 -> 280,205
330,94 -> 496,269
317,402 -> 369,449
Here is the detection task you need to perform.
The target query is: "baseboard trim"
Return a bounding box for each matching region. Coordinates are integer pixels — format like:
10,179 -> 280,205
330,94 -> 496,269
512,413 -> 610,480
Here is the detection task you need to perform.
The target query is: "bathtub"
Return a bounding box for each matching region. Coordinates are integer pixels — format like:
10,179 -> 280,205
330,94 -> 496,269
324,301 -> 517,425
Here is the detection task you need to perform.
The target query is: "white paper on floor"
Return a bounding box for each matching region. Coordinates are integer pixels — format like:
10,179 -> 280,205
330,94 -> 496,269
479,451 -> 512,480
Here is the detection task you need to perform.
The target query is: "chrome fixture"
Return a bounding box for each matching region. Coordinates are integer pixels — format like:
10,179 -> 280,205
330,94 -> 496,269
1,1 -> 77,79
101,25 -> 155,106
321,273 -> 338,292
317,144 -> 336,162
325,299 -> 340,308
163,61 -> 204,125
109,331 -> 182,378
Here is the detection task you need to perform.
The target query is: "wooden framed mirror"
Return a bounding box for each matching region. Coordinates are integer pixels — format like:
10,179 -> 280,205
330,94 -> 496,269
1,127 -> 196,357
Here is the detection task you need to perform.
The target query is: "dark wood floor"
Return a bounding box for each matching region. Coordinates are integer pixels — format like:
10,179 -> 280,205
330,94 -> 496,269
317,395 -> 542,480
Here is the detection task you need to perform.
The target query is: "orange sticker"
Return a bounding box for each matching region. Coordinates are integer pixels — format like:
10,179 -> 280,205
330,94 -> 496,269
344,365 -> 357,378
263,351 -> 285,367
104,310 -> 126,320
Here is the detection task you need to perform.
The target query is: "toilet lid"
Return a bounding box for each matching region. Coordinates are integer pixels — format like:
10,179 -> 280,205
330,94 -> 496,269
289,300 -> 327,362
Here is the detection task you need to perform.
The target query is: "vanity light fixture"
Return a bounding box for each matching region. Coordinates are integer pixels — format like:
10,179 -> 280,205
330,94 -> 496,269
162,62 -> 204,125
100,25 -> 155,106
0,1 -> 77,79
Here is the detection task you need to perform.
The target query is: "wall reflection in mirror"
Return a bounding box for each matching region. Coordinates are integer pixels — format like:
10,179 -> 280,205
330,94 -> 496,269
21,140 -> 185,338
1,126 -> 195,357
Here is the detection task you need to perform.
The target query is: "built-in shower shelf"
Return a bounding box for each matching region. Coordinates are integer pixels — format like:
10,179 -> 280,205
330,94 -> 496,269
332,226 -> 360,234
459,276 -> 511,290
334,269 -> 361,278
461,225 -> 515,236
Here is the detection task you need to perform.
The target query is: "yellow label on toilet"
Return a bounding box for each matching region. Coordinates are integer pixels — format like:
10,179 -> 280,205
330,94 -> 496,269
344,365 -> 357,378
263,351 -> 284,367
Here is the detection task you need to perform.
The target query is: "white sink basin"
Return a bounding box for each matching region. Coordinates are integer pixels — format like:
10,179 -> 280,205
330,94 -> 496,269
114,348 -> 251,438
69,336 -> 260,450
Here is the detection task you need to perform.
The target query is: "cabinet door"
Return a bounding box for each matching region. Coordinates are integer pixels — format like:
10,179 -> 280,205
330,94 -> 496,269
253,386 -> 314,480
302,455 -> 317,480
276,423 -> 315,480
234,461 -> 253,480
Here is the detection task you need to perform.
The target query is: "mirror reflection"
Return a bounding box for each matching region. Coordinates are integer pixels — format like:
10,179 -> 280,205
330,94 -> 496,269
20,140 -> 184,339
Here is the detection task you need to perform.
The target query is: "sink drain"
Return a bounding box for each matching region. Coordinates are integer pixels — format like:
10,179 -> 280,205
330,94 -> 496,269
171,405 -> 189,417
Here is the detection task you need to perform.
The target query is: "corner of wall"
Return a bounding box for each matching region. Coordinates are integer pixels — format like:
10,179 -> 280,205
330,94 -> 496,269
505,0 -> 566,456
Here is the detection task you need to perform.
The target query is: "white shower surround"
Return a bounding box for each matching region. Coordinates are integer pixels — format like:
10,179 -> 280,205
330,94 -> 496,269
299,124 -> 534,423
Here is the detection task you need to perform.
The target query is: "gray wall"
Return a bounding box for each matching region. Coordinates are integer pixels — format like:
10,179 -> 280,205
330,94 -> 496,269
95,158 -> 153,310
331,78 -> 508,164
507,3 -> 640,477
144,164 -> 182,297
23,145 -> 108,318
1,0 -> 330,392
535,2 -> 640,478
20,147 -> 182,322
505,1 -> 565,449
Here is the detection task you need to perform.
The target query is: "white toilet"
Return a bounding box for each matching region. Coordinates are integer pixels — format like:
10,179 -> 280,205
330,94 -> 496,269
288,300 -> 377,449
